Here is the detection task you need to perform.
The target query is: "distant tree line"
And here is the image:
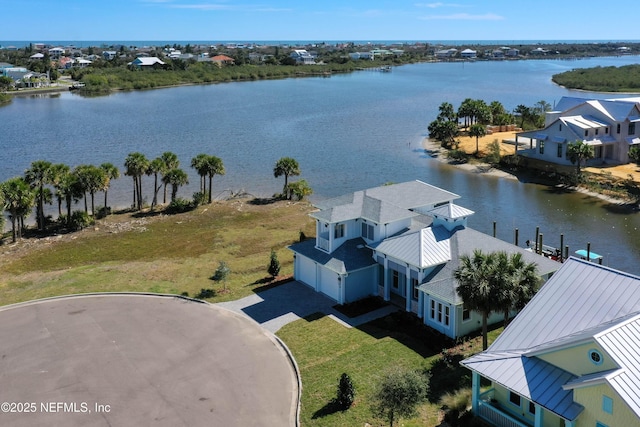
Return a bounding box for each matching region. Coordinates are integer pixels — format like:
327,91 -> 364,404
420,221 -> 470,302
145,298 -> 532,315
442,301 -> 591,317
0,153 -> 311,243
552,64 -> 640,92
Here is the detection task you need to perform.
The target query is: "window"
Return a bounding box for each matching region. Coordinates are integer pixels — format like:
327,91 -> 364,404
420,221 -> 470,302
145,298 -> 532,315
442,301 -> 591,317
557,143 -> 563,158
437,303 -> 443,322
509,392 -> 521,407
584,129 -> 589,137
629,122 -> 636,135
605,127 -> 609,134
444,306 -> 450,326
595,128 -> 599,136
411,278 -> 419,301
528,401 -> 536,415
430,300 -> 436,319
617,123 -> 621,134
589,349 -> 603,365
602,395 -> 613,414
334,223 -> 344,239
559,124 -> 562,131
392,270 -> 399,289
462,307 -> 470,321
539,140 -> 544,154
361,223 -> 374,240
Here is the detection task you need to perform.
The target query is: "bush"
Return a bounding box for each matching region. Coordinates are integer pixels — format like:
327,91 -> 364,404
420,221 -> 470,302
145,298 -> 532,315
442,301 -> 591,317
446,149 -> 470,163
483,140 -> 501,166
268,249 -> 281,278
192,191 -> 207,207
68,210 -> 93,231
195,288 -> 216,299
165,197 -> 193,213
372,367 -> 429,427
335,373 -> 355,410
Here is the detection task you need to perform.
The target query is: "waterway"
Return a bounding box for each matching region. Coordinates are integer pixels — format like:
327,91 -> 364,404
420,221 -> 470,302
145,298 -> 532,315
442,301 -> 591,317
1,56 -> 640,273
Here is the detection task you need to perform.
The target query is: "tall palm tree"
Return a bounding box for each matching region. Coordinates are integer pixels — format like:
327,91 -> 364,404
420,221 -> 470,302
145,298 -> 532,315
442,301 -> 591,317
124,152 -> 149,210
191,153 -> 209,195
273,157 -> 300,199
454,249 -> 498,350
1,177 -> 35,242
24,160 -> 52,231
50,163 -> 70,218
163,168 -> 189,202
160,152 -> 179,204
567,140 -> 595,175
468,123 -> 487,156
58,171 -> 83,227
499,252 -> 539,326
147,158 -> 165,209
100,162 -> 120,213
204,155 -> 225,204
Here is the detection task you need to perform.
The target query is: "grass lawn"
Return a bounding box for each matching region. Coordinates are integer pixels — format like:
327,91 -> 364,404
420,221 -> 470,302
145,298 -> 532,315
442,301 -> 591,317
277,309 -> 503,427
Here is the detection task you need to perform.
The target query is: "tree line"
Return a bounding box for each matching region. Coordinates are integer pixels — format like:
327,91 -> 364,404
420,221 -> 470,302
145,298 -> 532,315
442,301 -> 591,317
0,153 -> 311,243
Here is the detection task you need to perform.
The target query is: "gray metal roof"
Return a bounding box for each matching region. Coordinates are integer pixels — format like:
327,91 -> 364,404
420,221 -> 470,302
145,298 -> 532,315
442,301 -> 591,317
414,227 -> 560,305
429,203 -> 474,219
489,258 -> 640,353
463,352 -> 584,421
311,191 -> 419,224
371,225 -> 452,269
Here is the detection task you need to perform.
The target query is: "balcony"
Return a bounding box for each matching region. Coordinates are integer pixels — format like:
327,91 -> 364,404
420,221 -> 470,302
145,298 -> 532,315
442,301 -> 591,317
317,233 -> 330,252
478,389 -> 531,427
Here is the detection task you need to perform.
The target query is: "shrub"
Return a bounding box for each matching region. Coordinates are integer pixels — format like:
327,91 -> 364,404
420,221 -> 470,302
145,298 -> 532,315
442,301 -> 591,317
192,191 -> 207,207
268,249 -> 281,278
69,210 -> 93,231
483,140 -> 501,166
195,288 -> 216,299
446,149 -> 470,163
335,373 -> 355,410
166,197 -> 193,213
372,367 -> 429,427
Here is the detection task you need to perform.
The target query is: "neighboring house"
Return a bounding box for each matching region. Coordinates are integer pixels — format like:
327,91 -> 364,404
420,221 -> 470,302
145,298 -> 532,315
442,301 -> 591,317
211,55 -> 234,65
48,47 -> 65,59
128,57 -> 165,68
73,58 -> 92,68
435,48 -> 458,59
462,257 -> 640,427
349,51 -> 375,61
460,49 -> 477,59
290,49 -> 315,65
516,96 -> 640,165
29,53 -> 44,60
102,51 -> 117,60
289,180 -> 559,339
506,48 -> 520,57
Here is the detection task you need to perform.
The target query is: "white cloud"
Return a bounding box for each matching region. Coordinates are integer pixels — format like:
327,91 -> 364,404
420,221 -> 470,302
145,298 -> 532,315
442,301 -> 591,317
420,12 -> 504,20
414,2 -> 465,8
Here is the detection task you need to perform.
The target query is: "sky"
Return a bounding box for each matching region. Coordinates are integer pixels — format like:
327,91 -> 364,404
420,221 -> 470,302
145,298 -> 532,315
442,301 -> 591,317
1,0 -> 639,43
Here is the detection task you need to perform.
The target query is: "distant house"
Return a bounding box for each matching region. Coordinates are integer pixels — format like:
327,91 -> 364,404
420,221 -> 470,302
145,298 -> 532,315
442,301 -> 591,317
102,51 -> 117,60
349,51 -> 375,61
505,47 -> 520,57
530,47 -> 548,55
29,53 -> 44,60
128,57 -> 165,68
516,96 -> 640,165
211,55 -> 234,65
460,49 -> 477,59
73,58 -> 92,68
48,47 -> 65,59
290,49 -> 315,65
289,180 -> 558,339
435,48 -> 458,59
462,258 -> 640,427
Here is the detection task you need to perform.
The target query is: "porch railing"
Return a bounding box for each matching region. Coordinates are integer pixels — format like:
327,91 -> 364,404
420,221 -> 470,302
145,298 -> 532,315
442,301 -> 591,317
317,233 -> 330,252
478,389 -> 531,427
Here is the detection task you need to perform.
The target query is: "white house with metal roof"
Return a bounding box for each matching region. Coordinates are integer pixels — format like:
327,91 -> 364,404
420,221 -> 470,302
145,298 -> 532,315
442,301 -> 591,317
462,257 -> 640,427
516,96 -> 640,166
289,180 -> 559,339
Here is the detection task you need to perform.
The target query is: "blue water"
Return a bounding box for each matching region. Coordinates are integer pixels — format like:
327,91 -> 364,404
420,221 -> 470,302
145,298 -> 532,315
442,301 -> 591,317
1,56 -> 640,273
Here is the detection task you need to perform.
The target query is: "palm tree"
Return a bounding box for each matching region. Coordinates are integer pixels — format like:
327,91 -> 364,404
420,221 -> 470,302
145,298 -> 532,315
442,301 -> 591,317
124,152 -> 149,210
454,249 -> 498,350
100,163 -> 119,213
24,160 -> 52,231
191,153 -> 209,195
147,157 -> 165,209
468,123 -> 487,156
58,171 -> 83,227
50,163 -> 70,218
163,168 -> 189,202
204,155 -> 225,204
273,157 -> 300,199
495,252 -> 539,326
160,152 -> 179,204
1,177 -> 36,242
567,140 -> 595,175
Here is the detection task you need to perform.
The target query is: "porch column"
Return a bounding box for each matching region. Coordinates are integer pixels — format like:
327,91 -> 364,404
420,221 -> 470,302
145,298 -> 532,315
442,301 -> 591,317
338,275 -> 345,305
417,291 -> 424,318
383,258 -> 390,301
405,268 -> 411,312
534,403 -> 544,427
471,372 -> 480,413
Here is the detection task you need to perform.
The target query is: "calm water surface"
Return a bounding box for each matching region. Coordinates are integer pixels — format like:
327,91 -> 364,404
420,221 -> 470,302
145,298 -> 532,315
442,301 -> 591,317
1,56 -> 640,273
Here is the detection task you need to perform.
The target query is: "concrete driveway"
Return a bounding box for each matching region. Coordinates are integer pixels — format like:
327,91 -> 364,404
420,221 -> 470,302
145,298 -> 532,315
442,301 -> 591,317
217,280 -> 398,333
0,294 -> 297,427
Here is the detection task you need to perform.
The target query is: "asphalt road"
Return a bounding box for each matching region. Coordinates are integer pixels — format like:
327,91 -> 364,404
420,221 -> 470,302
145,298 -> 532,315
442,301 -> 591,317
0,294 -> 297,427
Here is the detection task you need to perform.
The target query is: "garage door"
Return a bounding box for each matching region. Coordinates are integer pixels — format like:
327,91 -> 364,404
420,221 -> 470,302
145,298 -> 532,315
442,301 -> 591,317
319,268 -> 340,302
298,256 -> 317,288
